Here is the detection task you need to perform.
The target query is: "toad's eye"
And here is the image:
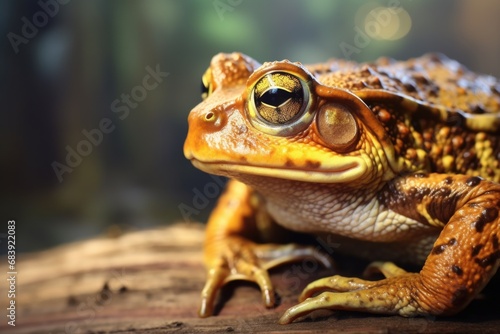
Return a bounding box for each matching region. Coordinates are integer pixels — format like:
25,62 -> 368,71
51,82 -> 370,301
251,72 -> 305,124
247,67 -> 315,136
200,68 -> 213,100
201,79 -> 209,100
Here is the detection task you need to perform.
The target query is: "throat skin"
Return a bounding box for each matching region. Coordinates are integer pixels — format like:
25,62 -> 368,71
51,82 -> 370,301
233,173 -> 438,265
234,173 -> 436,240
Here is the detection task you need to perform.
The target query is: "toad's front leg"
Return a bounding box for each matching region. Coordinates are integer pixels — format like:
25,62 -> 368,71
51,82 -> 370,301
280,173 -> 500,324
198,180 -> 332,317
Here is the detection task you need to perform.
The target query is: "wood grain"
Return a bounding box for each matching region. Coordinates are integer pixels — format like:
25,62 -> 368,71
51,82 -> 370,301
2,223 -> 499,333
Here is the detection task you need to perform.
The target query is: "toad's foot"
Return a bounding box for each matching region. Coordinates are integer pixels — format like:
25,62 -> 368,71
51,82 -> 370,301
279,272 -> 426,324
199,237 -> 333,317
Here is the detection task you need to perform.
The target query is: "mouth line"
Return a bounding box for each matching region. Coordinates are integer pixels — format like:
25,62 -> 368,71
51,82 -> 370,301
189,159 -> 362,183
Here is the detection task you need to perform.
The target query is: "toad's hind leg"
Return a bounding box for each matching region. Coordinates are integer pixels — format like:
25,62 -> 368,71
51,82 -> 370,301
279,174 -> 500,324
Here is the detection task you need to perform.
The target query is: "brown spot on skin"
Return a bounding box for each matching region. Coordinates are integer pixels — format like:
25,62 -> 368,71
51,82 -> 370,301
352,81 -> 366,90
451,265 -> 463,276
471,244 -> 483,257
471,104 -> 486,114
461,151 -> 480,174
432,238 -> 457,255
473,208 -> 498,232
484,208 -> 499,221
428,87 -> 440,97
444,177 -> 453,185
432,244 -> 447,255
305,160 -> 321,169
474,250 -> 500,268
403,82 -> 417,92
451,286 -> 468,306
491,83 -> 500,95
413,73 -> 430,85
285,159 -> 295,167
439,187 -> 452,196
368,76 -> 382,87
466,176 -> 482,187
492,235 -> 499,250
378,181 -> 445,226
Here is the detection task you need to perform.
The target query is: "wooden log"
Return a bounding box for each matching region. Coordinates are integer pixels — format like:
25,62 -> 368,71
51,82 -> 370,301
2,223 -> 499,333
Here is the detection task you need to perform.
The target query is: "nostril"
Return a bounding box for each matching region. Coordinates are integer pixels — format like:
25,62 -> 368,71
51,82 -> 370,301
205,112 -> 215,122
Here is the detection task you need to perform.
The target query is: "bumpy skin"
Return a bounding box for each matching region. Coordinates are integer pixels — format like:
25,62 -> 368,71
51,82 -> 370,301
183,53 -> 500,324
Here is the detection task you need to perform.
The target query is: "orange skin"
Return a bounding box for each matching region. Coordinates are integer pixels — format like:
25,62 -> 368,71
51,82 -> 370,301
184,53 -> 500,324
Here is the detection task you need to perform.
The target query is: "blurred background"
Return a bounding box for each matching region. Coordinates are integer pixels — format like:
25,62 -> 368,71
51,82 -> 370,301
1,0 -> 499,253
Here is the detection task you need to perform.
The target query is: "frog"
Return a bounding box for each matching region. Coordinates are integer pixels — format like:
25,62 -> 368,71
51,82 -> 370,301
183,52 -> 500,324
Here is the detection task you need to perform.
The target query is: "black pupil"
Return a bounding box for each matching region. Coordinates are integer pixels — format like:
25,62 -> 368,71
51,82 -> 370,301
260,88 -> 292,107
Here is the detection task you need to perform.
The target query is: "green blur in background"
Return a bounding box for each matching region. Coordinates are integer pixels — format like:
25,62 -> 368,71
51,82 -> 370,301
1,0 -> 499,253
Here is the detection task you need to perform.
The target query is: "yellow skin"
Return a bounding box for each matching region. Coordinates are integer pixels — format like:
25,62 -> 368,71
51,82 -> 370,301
183,53 -> 500,324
